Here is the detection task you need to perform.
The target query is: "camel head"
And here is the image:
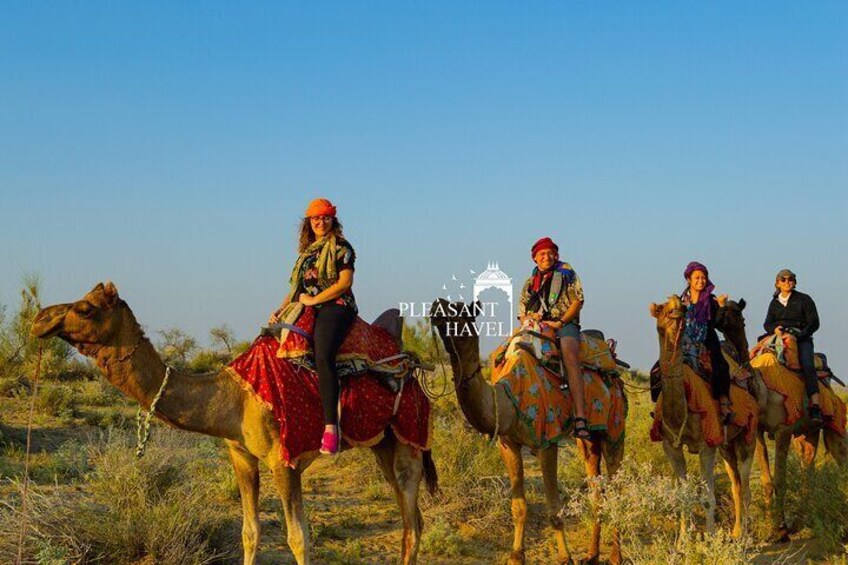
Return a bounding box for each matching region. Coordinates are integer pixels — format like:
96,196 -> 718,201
31,282 -> 138,356
722,299 -> 749,361
650,295 -> 685,339
428,298 -> 481,382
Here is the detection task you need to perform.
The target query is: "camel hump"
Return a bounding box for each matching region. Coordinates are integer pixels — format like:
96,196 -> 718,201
372,308 -> 403,347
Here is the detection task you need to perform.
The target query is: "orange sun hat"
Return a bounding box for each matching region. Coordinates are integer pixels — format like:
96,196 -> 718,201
305,198 -> 337,218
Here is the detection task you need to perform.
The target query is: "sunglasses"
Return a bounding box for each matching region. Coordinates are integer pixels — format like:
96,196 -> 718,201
778,277 -> 796,283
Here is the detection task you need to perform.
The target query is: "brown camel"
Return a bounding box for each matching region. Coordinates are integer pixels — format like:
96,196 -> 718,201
430,299 -> 624,565
720,299 -> 847,541
649,296 -> 754,539
31,282 -> 437,565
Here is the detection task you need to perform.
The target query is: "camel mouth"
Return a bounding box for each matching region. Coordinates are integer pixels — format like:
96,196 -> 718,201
30,305 -> 68,339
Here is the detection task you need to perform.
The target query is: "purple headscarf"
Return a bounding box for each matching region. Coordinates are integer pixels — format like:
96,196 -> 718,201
683,261 -> 715,325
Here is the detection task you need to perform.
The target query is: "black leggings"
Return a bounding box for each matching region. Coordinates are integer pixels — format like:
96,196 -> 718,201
706,339 -> 731,400
314,303 -> 356,426
797,337 -> 819,399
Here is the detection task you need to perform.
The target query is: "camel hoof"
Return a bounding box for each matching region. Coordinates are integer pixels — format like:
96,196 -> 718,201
508,549 -> 526,564
767,526 -> 791,544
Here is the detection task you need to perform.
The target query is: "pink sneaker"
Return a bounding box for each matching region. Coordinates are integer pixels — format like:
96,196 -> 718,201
320,429 -> 340,455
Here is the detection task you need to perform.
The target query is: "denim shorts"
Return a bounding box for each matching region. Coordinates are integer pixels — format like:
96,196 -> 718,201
556,322 -> 581,340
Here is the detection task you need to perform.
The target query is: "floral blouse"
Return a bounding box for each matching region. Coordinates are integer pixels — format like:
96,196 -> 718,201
299,238 -> 357,313
518,262 -> 584,324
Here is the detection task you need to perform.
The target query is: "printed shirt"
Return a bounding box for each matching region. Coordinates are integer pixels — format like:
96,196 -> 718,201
299,239 -> 358,313
681,291 -> 709,371
518,262 -> 584,324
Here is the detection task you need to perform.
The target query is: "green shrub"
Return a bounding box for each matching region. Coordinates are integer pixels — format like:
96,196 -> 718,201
35,385 -> 77,419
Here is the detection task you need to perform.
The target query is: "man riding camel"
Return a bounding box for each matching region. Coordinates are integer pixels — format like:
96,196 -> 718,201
517,237 -> 589,439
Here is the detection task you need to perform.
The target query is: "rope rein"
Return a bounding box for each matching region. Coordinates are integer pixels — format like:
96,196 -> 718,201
135,366 -> 172,458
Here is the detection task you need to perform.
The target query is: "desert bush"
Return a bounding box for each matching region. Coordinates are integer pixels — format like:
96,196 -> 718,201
0,429 -> 238,564
77,378 -> 121,407
0,276 -> 75,383
35,384 -> 78,420
188,349 -> 229,373
782,458 -> 848,550
562,459 -> 760,564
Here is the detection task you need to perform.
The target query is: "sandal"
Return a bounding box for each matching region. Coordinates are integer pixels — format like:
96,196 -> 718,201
573,417 -> 591,440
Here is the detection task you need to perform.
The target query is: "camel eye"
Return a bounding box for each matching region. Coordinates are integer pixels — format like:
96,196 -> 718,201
74,302 -> 95,318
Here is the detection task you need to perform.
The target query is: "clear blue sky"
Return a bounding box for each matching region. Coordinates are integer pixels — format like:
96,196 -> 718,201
2,2 -> 846,371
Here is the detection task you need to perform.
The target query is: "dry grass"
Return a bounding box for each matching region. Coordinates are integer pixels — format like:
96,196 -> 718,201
1,370 -> 846,563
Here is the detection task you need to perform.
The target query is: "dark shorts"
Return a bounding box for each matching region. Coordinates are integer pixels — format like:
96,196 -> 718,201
556,322 -> 581,340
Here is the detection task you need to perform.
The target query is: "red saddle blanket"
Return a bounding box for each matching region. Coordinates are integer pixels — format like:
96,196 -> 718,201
277,306 -> 401,367
226,335 -> 432,467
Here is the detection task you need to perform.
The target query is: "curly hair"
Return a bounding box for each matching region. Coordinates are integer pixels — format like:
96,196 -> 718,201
298,217 -> 344,252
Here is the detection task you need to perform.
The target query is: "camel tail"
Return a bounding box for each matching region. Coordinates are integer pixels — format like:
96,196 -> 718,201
423,450 -> 439,496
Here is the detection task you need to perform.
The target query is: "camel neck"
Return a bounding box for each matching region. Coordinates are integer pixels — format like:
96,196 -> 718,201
659,329 -> 687,423
445,339 -> 499,437
96,335 -> 244,440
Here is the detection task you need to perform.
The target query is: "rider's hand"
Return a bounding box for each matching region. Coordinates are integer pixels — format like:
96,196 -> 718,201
298,293 -> 315,307
774,326 -> 783,336
716,294 -> 728,307
545,320 -> 564,329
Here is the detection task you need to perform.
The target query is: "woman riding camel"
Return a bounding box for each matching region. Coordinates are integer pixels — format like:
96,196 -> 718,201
680,261 -> 733,422
268,198 -> 357,455
518,237 -> 589,439
763,268 -> 822,424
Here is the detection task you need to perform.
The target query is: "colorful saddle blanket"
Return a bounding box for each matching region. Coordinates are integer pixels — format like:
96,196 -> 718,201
650,366 -> 759,448
489,340 -> 627,448
750,333 -> 830,376
227,336 -> 431,467
749,352 -> 846,436
504,323 -> 621,373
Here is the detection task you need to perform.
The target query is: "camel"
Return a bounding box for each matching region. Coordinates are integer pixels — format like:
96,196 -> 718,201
649,296 -> 754,539
31,282 -> 437,565
719,299 -> 847,541
430,299 -> 624,565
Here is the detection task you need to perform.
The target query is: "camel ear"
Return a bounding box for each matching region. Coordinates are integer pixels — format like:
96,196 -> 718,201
103,281 -> 120,307
738,298 -> 746,311
649,303 -> 662,318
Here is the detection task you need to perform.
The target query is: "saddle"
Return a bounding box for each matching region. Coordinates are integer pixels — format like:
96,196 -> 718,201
750,333 -> 841,386
500,323 -> 628,380
263,307 -> 430,393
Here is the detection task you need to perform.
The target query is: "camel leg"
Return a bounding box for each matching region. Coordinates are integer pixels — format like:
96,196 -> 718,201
699,447 -> 717,534
498,439 -> 528,565
576,439 -> 602,565
601,440 -> 624,565
663,441 -> 690,540
722,439 -> 753,539
393,441 -> 424,564
755,430 -> 774,510
371,439 -> 419,564
226,441 -> 261,565
270,461 -> 310,565
539,445 -> 572,565
771,428 -> 793,541
823,427 -> 848,467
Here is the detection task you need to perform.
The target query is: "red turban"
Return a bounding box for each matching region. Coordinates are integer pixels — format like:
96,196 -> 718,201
305,198 -> 337,218
531,237 -> 558,258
